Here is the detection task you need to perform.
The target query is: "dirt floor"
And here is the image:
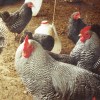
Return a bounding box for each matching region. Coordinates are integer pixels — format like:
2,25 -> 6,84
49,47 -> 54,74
0,0 -> 100,100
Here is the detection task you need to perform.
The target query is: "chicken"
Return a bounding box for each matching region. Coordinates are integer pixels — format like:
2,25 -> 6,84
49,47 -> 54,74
67,11 -> 86,43
67,12 -> 100,44
20,30 -> 54,51
68,26 -> 100,74
15,35 -> 100,100
0,2 -> 33,40
46,26 -> 100,75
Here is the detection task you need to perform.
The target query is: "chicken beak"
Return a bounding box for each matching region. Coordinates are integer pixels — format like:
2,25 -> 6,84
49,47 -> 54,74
78,16 -> 81,19
22,51 -> 27,57
78,33 -> 82,37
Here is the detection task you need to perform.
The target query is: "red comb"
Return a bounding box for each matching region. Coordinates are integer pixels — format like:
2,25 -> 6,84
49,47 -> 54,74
23,35 -> 33,58
80,26 -> 91,34
73,12 -> 81,20
23,35 -> 29,51
92,96 -> 96,100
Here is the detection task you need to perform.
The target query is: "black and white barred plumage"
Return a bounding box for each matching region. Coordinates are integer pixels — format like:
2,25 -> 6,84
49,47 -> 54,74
0,18 -> 8,53
15,38 -> 100,100
47,50 -> 74,64
93,57 -> 100,74
0,2 -> 32,34
47,30 -> 100,75
71,31 -> 100,74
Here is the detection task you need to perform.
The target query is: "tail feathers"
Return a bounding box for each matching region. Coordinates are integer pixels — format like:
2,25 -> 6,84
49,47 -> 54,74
0,11 -> 10,22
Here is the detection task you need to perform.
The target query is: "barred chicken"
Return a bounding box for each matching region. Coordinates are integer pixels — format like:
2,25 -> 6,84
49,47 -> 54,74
0,2 -> 33,40
46,26 -> 100,75
74,26 -> 100,74
15,35 -> 100,100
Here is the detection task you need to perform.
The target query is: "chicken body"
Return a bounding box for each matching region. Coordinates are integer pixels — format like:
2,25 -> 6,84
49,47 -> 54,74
67,12 -> 86,43
15,37 -> 100,100
70,31 -> 100,72
0,2 -> 32,36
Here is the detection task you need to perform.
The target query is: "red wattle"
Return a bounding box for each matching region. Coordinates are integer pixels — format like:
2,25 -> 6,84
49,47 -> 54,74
23,52 -> 30,58
23,45 -> 33,58
22,49 -> 33,58
80,37 -> 86,43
